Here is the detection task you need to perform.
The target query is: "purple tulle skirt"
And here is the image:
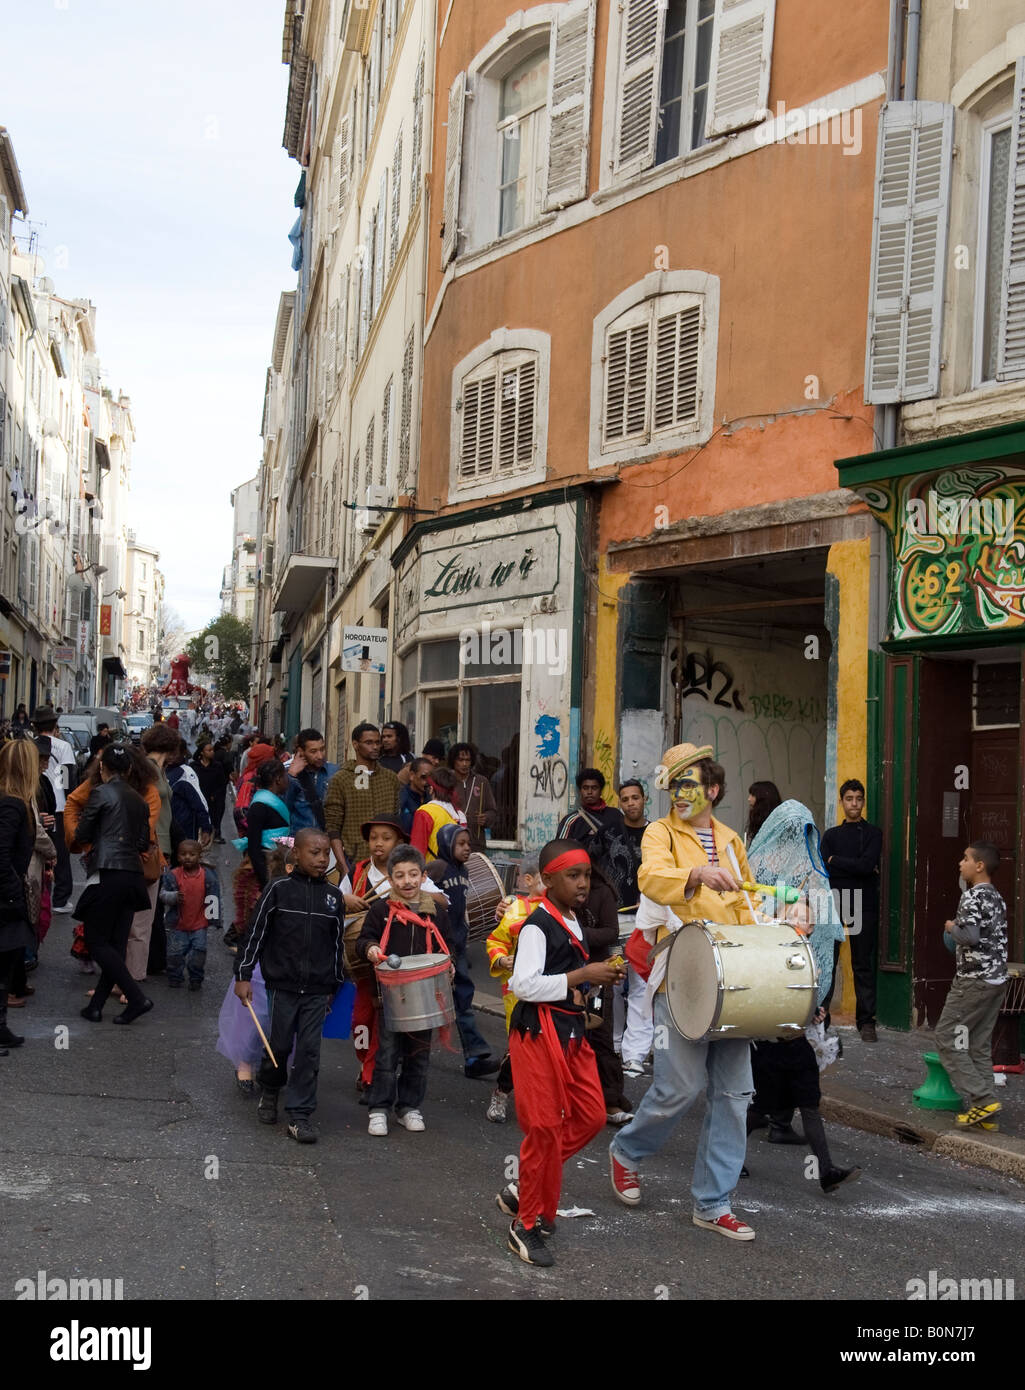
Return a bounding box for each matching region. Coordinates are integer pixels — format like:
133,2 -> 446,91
216,963 -> 271,1069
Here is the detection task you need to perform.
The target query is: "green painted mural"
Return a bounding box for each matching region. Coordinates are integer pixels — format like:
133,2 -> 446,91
859,467 -> 1025,640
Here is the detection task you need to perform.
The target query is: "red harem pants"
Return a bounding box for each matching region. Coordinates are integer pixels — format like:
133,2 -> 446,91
509,1026 -> 606,1229
352,977 -> 381,1086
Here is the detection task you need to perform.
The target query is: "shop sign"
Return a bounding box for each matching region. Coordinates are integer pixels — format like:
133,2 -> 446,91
859,467 -> 1025,640
418,526 -> 560,616
342,626 -> 388,673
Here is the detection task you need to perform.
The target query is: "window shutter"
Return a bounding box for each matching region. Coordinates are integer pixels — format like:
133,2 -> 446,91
358,236 -> 371,357
442,71 -> 467,267
997,56 -> 1025,381
498,359 -> 537,474
399,328 -> 415,489
350,86 -> 360,185
410,53 -> 426,208
380,377 -> 393,487
544,0 -> 596,211
704,0 -> 775,140
460,372 -> 496,480
613,0 -> 665,177
653,302 -> 701,431
373,172 -> 387,314
364,420 -> 375,501
865,101 -> 954,404
337,114 -> 351,214
390,126 -> 403,271
603,311 -> 650,444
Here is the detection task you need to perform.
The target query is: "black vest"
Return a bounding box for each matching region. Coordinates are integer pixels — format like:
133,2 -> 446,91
510,905 -> 590,1047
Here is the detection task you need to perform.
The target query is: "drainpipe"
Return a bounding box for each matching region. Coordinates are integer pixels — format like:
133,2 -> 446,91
905,0 -> 922,101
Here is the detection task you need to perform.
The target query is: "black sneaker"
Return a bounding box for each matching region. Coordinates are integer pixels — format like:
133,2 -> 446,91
188,978 -> 203,992
287,1118 -> 317,1144
496,1182 -> 519,1216
767,1125 -> 805,1145
821,1165 -> 862,1193
465,1055 -> 502,1079
167,979 -> 184,989
0,1026 -> 25,1047
257,1089 -> 279,1125
507,1219 -> 554,1267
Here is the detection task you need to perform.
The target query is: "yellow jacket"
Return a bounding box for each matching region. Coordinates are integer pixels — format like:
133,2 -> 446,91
486,894 -> 540,1031
638,813 -> 756,991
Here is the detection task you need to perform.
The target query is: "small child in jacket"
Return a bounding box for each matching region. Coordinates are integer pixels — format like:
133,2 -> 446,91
935,840 -> 1008,1130
159,840 -> 221,989
427,822 -> 500,1080
357,844 -> 453,1137
484,860 -> 542,1122
234,829 -> 345,1144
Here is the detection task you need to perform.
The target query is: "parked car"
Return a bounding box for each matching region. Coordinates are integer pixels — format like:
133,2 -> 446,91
69,706 -> 130,739
55,720 -> 93,783
124,713 -> 153,742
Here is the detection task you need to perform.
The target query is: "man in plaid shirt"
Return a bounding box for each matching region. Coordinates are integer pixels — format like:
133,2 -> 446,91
324,722 -> 400,874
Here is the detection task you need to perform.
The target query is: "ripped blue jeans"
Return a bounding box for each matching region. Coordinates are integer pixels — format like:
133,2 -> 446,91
610,994 -> 753,1219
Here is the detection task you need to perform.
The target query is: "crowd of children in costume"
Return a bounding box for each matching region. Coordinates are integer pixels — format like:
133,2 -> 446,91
2,712 -> 1010,1272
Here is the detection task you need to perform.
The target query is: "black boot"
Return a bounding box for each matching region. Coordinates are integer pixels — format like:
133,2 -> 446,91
257,1087 -> 279,1125
0,1024 -> 24,1048
768,1124 -> 805,1144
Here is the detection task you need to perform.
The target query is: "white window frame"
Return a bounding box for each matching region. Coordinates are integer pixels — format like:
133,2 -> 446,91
459,6 -> 567,255
973,111 -> 1014,389
496,49 -> 551,237
589,269 -> 718,468
449,328 -> 550,503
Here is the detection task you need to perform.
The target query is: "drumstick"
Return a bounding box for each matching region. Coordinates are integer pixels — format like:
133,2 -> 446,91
244,999 -> 277,1068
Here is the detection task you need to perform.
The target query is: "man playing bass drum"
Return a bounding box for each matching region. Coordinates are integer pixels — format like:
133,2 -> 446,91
609,743 -> 759,1240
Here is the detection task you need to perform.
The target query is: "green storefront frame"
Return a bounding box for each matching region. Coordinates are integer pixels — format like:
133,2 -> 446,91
837,420 -> 1025,1030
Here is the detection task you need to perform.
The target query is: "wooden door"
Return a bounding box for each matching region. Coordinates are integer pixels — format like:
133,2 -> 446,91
913,659 -> 973,1026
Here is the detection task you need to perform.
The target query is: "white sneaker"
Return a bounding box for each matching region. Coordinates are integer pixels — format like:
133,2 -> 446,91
486,1089 -> 508,1123
622,1061 -> 645,1078
368,1111 -> 388,1137
395,1109 -> 425,1132
53,902 -> 74,914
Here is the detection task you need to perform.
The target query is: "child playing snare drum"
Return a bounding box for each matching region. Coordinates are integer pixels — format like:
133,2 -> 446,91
357,845 -> 453,1137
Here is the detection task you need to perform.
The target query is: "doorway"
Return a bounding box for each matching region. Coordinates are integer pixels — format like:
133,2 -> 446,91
911,650 -> 1022,1025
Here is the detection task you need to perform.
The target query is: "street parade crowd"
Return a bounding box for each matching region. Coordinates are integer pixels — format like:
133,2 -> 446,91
0,698 -> 1010,1270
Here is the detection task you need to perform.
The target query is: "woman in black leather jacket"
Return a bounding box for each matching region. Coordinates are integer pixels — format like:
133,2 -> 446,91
74,745 -> 154,1025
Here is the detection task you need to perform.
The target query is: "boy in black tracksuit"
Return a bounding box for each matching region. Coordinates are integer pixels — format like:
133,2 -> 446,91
234,829 -> 345,1144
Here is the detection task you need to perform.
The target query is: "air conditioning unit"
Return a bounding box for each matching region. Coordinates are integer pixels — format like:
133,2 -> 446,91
356,485 -> 389,535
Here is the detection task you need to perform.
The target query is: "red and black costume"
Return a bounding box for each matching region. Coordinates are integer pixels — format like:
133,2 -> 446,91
509,890 -> 606,1231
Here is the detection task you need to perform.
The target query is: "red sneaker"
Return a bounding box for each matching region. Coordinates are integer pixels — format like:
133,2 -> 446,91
609,1148 -> 641,1206
693,1211 -> 755,1241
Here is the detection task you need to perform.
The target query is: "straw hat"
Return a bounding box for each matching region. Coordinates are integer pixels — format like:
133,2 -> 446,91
654,742 -> 714,790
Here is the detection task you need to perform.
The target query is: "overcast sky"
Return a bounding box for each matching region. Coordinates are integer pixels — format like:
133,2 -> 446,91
5,0 -> 297,629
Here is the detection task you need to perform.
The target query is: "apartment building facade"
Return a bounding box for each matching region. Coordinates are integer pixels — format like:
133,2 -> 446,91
837,2 -> 1025,1025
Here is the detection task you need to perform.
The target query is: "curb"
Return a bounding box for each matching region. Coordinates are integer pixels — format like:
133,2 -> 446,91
819,1089 -> 1025,1183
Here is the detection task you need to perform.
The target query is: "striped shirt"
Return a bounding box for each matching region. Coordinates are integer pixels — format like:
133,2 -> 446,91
694,827 -> 718,865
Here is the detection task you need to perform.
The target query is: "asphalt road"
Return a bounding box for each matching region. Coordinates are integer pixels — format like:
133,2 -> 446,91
2,836 -> 1024,1303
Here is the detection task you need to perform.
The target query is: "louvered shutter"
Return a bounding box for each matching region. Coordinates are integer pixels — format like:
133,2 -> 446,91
442,72 -> 467,267
380,378 -> 393,487
365,420 -> 375,503
337,114 -> 351,214
460,371 -> 496,480
350,86 -> 360,185
997,57 -> 1025,381
390,127 -> 403,271
373,172 -> 387,314
544,0 -> 595,210
603,307 -> 651,444
410,54 -> 425,207
613,0 -> 664,177
498,358 -> 537,474
865,101 -> 954,404
653,301 -> 701,432
704,0 -> 775,139
358,236 -> 371,357
399,329 -> 415,488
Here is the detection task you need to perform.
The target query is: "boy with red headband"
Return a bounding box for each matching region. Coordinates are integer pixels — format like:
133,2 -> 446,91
496,839 -> 625,1268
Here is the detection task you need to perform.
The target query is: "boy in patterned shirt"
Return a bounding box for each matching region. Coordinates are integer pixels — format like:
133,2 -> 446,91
935,841 -> 1008,1131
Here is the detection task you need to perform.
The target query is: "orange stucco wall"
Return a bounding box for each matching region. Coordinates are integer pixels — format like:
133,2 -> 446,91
422,0 -> 888,530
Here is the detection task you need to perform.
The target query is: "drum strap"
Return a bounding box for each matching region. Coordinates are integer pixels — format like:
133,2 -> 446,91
380,902 -> 450,958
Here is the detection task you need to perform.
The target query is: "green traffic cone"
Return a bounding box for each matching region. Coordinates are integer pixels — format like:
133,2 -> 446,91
912,1051 -> 963,1111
